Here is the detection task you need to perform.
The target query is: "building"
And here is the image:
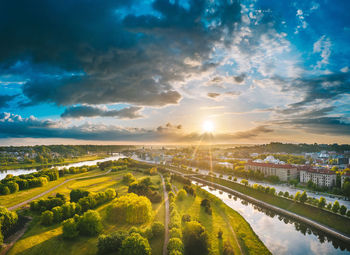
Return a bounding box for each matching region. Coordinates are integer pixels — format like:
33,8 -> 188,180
341,172 -> 350,187
299,166 -> 336,188
245,161 -> 298,181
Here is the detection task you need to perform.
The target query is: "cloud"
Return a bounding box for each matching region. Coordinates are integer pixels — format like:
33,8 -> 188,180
0,94 -> 16,108
61,105 -> 143,119
207,92 -> 221,98
313,35 -> 331,68
0,112 -> 273,142
207,91 -> 241,99
0,0 -> 242,107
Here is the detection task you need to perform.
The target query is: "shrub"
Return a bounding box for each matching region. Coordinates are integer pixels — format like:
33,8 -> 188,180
108,193 -> 153,224
278,191 -> 284,196
332,201 -> 340,213
182,214 -> 191,223
167,238 -> 184,254
183,221 -> 210,255
233,177 -> 237,182
223,242 -> 234,255
283,191 -> 289,198
0,207 -> 18,238
41,210 -> 54,226
339,205 -> 347,215
200,199 -> 212,215
177,189 -> 187,201
70,189 -> 90,203
299,191 -> 307,203
123,173 -> 136,184
0,185 -> 10,195
240,179 -> 248,186
120,233 -> 151,255
149,167 -> 157,175
78,210 -> 102,236
151,221 -> 164,238
294,192 -> 301,201
62,218 -> 79,239
318,197 -> 326,208
7,182 -> 19,193
169,228 -> 182,239
98,231 -> 126,255
327,203 -> 332,210
217,229 -> 223,239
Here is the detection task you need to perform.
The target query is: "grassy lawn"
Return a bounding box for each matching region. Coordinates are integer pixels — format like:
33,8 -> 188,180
7,170 -> 165,255
0,154 -> 107,171
0,169 -> 105,208
172,180 -> 270,255
202,176 -> 350,236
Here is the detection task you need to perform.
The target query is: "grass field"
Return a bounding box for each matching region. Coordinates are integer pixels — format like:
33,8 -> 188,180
202,176 -> 350,236
0,155 -> 107,171
172,180 -> 270,255
7,170 -> 166,255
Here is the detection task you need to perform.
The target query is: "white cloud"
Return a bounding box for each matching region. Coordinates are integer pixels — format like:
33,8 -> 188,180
313,35 -> 332,68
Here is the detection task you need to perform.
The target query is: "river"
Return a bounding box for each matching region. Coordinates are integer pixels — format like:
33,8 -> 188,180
199,185 -> 350,255
0,154 -> 125,180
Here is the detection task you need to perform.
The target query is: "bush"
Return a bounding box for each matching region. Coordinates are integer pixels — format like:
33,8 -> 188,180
120,233 -> 151,255
0,185 -> 10,195
339,205 -> 347,215
299,191 -> 307,203
183,221 -> 210,255
62,218 -> 79,239
0,207 -> 18,238
332,201 -> 340,213
327,203 -> 332,210
182,214 -> 191,223
123,173 -> 136,184
108,193 -> 153,224
223,242 -> 234,255
151,221 -> 164,238
283,191 -> 289,198
41,210 -> 54,225
169,228 -> 182,239
278,191 -> 283,196
78,210 -> 102,236
240,179 -> 248,186
7,182 -> 19,193
98,231 -> 126,255
217,229 -> 223,239
70,189 -> 90,203
177,189 -> 187,201
318,197 -> 326,208
167,238 -> 184,254
200,199 -> 212,215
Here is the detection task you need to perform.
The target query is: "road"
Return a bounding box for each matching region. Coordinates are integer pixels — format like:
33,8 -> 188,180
8,169 -> 111,211
160,174 -> 170,255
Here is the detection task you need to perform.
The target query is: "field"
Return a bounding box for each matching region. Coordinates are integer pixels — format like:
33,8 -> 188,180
171,180 -> 270,255
7,169 -> 165,255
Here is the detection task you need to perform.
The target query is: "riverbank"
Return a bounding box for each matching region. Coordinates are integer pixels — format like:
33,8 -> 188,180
0,154 -> 108,171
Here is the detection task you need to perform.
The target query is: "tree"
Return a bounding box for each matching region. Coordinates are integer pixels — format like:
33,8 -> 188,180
217,229 -> 223,239
7,182 -> 19,193
327,203 -> 332,210
343,180 -> 350,198
120,233 -> 151,255
149,167 -> 157,175
123,173 -> 136,184
151,221 -> 164,238
177,189 -> 187,201
169,228 -> 182,239
240,179 -> 248,186
183,221 -> 210,255
70,189 -> 90,203
318,197 -> 326,208
62,218 -> 79,239
223,242 -> 234,255
167,238 -> 184,254
0,207 -> 18,238
299,191 -> 307,204
0,185 -> 10,195
98,231 -> 126,255
339,205 -> 347,215
283,191 -> 289,198
78,210 -> 102,236
41,210 -> 54,226
332,201 -> 340,213
294,192 -> 301,201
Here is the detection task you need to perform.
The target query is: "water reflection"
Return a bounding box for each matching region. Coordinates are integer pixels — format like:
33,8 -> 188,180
199,185 -> 350,255
0,154 -> 125,180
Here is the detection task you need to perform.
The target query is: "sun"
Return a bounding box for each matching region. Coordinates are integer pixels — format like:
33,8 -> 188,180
202,120 -> 214,133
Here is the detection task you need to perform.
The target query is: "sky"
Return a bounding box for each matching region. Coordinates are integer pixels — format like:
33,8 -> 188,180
0,0 -> 350,145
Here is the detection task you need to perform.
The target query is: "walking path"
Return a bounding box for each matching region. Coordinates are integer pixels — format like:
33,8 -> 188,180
8,169 -> 111,211
159,174 -> 170,255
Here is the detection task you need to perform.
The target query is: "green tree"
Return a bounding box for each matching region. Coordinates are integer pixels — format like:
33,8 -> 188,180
123,173 -> 136,184
183,221 -> 210,255
7,182 -> 19,193
339,205 -> 347,215
41,210 -> 54,226
177,189 -> 187,201
294,191 -> 301,201
62,218 -> 79,239
223,242 -> 234,255
78,210 -> 102,236
167,238 -> 184,254
151,221 -> 164,238
98,231 -> 127,255
299,191 -> 307,203
70,189 -> 90,203
332,201 -> 340,213
120,233 -> 151,255
318,197 -> 326,208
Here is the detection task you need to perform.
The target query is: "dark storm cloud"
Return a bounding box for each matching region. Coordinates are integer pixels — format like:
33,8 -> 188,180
0,94 -> 16,108
233,73 -> 246,83
61,105 -> 143,119
0,0 -> 242,107
0,112 -> 272,142
275,72 -> 350,107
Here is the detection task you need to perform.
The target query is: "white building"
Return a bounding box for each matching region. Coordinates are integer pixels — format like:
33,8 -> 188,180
299,167 -> 336,187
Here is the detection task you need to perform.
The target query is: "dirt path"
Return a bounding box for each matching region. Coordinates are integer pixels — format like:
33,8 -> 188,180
220,212 -> 244,255
8,169 -> 111,211
0,217 -> 32,255
159,174 -> 169,255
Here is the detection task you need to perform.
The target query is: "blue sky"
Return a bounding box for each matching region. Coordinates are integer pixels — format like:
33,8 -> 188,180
0,0 -> 349,145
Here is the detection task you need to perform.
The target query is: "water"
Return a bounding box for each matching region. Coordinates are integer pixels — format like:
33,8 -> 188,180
0,154 -> 125,180
199,185 -> 350,255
